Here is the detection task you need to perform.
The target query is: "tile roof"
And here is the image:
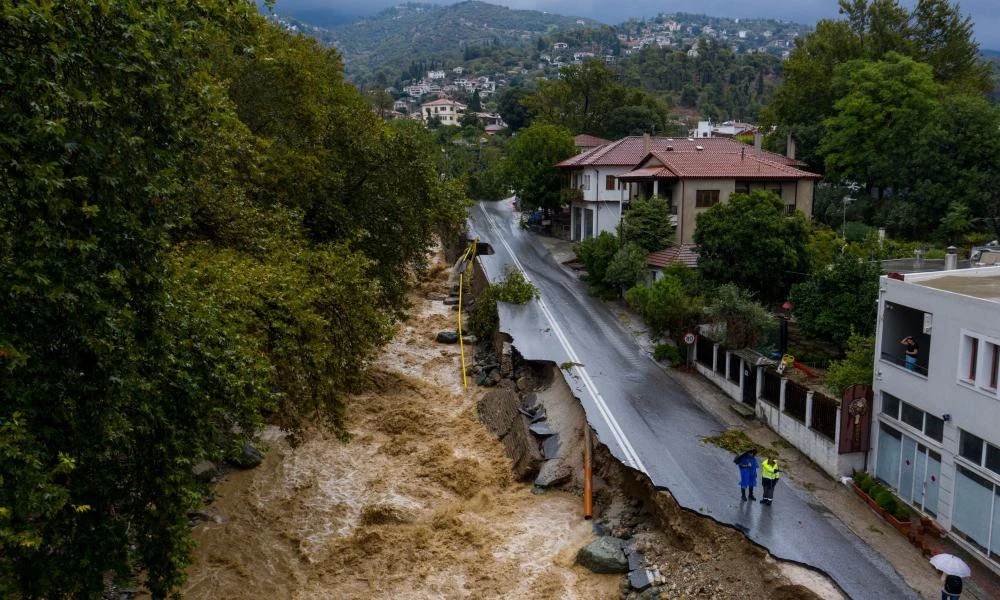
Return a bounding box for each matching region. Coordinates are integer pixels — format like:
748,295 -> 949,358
574,134 -> 611,148
556,135 -> 809,170
422,98 -> 466,107
646,244 -> 699,269
620,148 -> 822,180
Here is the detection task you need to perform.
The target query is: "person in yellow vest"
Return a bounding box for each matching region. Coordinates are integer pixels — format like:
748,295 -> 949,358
760,456 -> 780,505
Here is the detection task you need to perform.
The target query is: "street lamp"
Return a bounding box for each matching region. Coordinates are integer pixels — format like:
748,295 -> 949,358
841,196 -> 854,238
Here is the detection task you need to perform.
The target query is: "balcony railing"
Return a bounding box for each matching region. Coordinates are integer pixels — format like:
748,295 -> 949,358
880,352 -> 928,377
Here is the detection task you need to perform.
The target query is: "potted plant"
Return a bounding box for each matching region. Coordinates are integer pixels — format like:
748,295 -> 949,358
850,471 -> 913,532
883,497 -> 912,533
851,471 -> 873,501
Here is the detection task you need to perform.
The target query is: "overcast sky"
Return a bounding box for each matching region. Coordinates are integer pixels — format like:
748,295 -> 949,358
268,0 -> 1000,49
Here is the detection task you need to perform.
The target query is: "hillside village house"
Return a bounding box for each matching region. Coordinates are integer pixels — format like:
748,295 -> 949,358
421,98 -> 466,126
870,264 -> 1000,570
693,120 -> 758,138
555,135 -> 819,248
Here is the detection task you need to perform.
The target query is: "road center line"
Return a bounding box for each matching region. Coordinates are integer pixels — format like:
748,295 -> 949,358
477,205 -> 648,474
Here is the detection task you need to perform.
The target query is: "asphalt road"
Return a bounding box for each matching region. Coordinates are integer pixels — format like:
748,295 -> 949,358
469,199 -> 920,600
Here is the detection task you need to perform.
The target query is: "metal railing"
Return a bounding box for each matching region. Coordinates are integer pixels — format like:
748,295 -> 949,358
880,352 -> 928,376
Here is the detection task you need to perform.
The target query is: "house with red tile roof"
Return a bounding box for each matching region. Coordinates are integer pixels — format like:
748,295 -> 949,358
555,135 -> 820,253
420,98 -> 466,126
573,134 -> 611,154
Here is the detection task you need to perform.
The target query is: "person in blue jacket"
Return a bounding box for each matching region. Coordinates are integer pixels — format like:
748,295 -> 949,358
734,448 -> 759,502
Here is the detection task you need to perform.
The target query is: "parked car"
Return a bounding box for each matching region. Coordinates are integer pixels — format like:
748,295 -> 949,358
969,242 -> 1000,266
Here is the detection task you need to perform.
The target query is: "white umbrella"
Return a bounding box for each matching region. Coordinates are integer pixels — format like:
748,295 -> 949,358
930,553 -> 971,577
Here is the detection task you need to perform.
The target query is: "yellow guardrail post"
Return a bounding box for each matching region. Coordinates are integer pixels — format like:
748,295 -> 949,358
457,238 -> 478,388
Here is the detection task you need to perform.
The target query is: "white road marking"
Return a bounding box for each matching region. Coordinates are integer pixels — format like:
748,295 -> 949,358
477,205 -> 647,473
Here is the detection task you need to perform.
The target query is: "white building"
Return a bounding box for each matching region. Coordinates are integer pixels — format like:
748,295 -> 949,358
421,98 -> 466,126
556,135 -> 816,244
871,263 -> 1000,570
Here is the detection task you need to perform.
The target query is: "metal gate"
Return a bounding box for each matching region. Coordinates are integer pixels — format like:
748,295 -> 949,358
839,383 -> 873,454
741,363 -> 757,407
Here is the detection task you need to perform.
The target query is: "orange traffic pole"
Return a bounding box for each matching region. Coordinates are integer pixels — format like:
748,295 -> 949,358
583,426 -> 593,519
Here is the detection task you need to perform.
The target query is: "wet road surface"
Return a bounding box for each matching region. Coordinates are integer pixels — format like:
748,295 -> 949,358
469,199 -> 919,600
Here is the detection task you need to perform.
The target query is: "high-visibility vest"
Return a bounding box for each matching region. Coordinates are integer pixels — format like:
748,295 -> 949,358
762,460 -> 780,480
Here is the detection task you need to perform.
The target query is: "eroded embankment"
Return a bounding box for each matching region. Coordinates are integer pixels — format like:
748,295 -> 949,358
181,259 -> 621,600
180,251 -> 844,600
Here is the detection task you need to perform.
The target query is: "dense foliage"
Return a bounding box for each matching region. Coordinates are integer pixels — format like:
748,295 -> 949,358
763,0 -> 999,241
501,122 -> 576,211
702,284 -> 776,350
576,232 -> 622,298
302,1 -> 601,84
467,269 -> 540,340
0,1 -> 467,596
693,190 -> 810,304
824,334 -> 876,396
618,196 -> 675,254
789,254 -> 882,353
604,243 -> 650,295
625,266 -> 705,343
620,38 -> 782,122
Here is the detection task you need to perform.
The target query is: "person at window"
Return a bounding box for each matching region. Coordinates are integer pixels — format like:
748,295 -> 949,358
901,336 -> 919,371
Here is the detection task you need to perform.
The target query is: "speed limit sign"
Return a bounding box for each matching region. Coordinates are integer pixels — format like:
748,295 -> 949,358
683,333 -> 696,345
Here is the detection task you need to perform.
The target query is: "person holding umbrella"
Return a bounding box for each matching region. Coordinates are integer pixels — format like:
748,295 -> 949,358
734,448 -> 758,502
930,553 -> 969,599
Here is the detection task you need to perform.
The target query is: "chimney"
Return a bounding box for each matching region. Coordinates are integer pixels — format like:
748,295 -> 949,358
786,133 -> 796,161
753,131 -> 762,152
643,133 -> 651,152
945,246 -> 958,270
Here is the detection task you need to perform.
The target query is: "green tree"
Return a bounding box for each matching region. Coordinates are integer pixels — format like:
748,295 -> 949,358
906,94 -> 1000,240
694,190 -> 809,304
226,23 -> 469,309
789,254 -> 881,353
495,86 -> 532,132
806,224 -> 848,269
604,105 -> 665,138
703,284 -> 776,349
0,2 -> 468,596
619,196 -> 675,254
938,201 -> 974,244
576,232 -> 620,298
525,60 -> 626,135
821,53 -> 939,200
0,1 -> 270,595
910,0 -> 993,93
604,243 -> 649,296
824,334 -> 876,396
763,0 -> 994,171
625,269 -> 705,343
501,122 -> 576,212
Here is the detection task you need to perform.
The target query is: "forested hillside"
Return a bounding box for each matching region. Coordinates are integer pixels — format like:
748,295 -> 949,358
280,1 -> 803,121
0,1 -> 467,597
289,0 -> 600,84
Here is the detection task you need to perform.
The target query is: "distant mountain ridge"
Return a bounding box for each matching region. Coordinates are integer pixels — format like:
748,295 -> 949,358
275,1 -> 601,81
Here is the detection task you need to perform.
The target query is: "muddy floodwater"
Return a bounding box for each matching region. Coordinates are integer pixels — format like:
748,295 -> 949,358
182,260 -> 622,599
181,254 -> 847,600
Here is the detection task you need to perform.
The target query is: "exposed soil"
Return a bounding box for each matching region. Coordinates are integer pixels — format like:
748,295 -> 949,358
181,249 -> 847,599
